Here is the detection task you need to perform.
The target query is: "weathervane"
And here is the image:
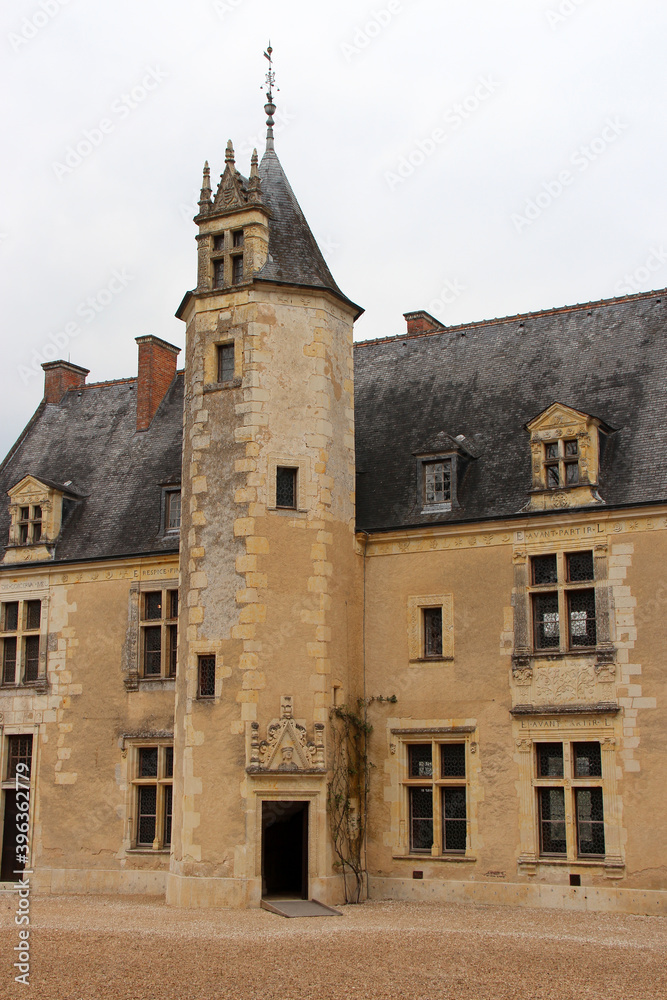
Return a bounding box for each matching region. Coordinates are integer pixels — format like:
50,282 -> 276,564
263,42 -> 278,151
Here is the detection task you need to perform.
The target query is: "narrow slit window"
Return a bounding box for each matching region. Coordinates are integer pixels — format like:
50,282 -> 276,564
423,607 -> 443,657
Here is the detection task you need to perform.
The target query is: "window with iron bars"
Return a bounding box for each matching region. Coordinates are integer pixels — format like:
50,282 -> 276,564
275,466 -> 297,509
530,551 -> 596,652
131,744 -> 173,850
139,590 -> 178,679
535,741 -> 605,859
404,741 -> 468,855
198,655 -> 216,699
422,607 -> 443,658
0,600 -> 41,686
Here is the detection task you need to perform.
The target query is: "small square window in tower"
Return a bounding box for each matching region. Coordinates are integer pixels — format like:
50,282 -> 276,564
276,467 -> 297,509
217,343 -> 235,383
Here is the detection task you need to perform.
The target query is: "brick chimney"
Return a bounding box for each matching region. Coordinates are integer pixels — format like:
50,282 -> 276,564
403,311 -> 445,336
42,361 -> 90,404
135,336 -> 181,432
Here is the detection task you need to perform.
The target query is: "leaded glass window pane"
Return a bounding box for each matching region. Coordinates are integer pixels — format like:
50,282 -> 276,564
169,590 -> 179,619
537,743 -> 563,778
442,788 -> 466,852
565,462 -> 579,484
423,608 -> 442,657
546,465 -> 560,488
573,742 -> 602,777
168,625 -> 178,677
163,784 -> 173,847
198,656 -> 215,698
409,745 -> 432,778
424,461 -> 451,504
576,788 -> 605,856
544,443 -> 559,460
564,440 -> 578,457
232,255 -> 244,284
567,551 -> 594,582
276,467 -> 297,509
7,735 -> 32,780
568,589 -> 596,647
218,343 -> 234,382
214,259 -> 225,288
143,626 -> 162,675
25,600 -> 41,631
144,592 -> 162,620
539,787 -> 566,855
213,234 -> 225,251
533,592 -> 560,648
137,785 -> 157,845
139,747 -> 158,778
23,636 -> 39,682
232,229 -> 244,247
167,492 -> 181,531
441,743 -> 465,777
165,747 -> 174,778
2,637 -> 16,685
532,554 -> 557,585
3,603 -> 18,632
409,787 -> 433,852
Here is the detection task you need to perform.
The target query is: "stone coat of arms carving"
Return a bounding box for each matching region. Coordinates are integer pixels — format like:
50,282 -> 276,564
248,696 -> 325,773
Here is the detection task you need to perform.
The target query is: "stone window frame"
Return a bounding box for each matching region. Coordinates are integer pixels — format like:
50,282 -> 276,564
407,595 -> 454,663
0,726 -> 38,875
390,727 -> 478,861
203,335 -> 242,392
139,588 -> 179,681
124,737 -> 174,854
267,456 -> 309,513
0,594 -> 48,693
511,544 -> 614,670
209,227 -> 246,289
514,717 -> 623,877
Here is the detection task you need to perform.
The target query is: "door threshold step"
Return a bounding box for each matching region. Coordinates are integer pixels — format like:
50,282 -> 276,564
261,898 -> 342,918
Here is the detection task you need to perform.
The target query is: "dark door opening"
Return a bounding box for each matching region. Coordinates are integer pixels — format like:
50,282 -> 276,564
1,791 -> 23,882
262,800 -> 308,899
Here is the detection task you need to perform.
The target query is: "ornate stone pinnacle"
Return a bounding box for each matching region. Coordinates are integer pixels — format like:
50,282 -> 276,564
198,160 -> 212,211
225,140 -> 235,166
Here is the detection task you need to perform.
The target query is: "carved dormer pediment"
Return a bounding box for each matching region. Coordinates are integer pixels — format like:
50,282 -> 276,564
212,141 -> 249,213
4,475 -> 82,564
523,402 -> 613,512
247,696 -> 325,774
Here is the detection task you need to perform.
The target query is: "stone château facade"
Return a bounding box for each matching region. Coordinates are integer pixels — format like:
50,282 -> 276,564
0,86 -> 666,915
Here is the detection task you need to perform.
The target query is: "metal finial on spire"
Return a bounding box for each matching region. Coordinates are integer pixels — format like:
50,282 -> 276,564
263,43 -> 277,152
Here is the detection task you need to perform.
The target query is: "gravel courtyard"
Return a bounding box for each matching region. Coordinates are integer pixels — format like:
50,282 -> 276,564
0,894 -> 666,1000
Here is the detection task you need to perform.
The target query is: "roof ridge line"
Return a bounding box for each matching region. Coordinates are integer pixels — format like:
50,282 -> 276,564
353,286 -> 667,349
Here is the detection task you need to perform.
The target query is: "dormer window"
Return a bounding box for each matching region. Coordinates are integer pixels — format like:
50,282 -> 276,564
166,491 -> 181,532
424,461 -> 451,505
544,439 -> 579,488
18,505 -> 42,544
525,403 -> 612,512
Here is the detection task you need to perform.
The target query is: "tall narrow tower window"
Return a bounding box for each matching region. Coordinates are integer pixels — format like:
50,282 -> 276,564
217,343 -> 235,383
232,229 -> 244,247
213,259 -> 225,289
276,467 -> 297,509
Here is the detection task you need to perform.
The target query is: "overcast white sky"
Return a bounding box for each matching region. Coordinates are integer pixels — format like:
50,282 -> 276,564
1,0 -> 666,458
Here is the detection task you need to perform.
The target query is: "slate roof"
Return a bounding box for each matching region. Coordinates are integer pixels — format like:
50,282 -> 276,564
354,289 -> 667,531
0,375 -> 183,563
255,149 -> 362,317
1,289 -> 666,566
